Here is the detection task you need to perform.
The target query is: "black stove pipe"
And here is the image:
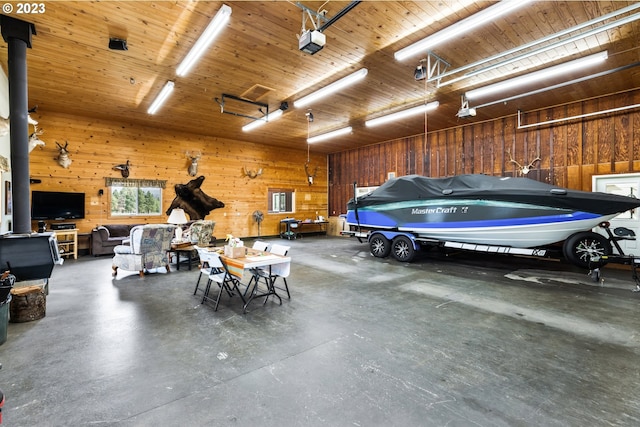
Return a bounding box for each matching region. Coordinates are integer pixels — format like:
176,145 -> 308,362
1,15 -> 36,234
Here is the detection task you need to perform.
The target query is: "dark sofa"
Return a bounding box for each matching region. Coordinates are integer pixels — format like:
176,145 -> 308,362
91,224 -> 142,256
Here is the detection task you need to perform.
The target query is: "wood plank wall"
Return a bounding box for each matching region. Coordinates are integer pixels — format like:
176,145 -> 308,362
328,89 -> 640,216
27,112 -> 328,238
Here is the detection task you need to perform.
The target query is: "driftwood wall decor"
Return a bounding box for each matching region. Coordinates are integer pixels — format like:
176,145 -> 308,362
166,175 -> 225,220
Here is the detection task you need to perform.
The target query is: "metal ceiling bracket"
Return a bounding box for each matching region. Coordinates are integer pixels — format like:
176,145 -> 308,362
423,51 -> 450,87
214,94 -> 269,121
295,1 -> 361,32
296,2 -> 329,31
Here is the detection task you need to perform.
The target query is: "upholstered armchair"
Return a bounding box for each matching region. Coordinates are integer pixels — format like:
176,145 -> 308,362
187,220 -> 215,246
112,224 -> 176,277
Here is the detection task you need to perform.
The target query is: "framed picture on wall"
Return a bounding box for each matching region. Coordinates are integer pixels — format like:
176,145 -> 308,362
5,181 -> 11,215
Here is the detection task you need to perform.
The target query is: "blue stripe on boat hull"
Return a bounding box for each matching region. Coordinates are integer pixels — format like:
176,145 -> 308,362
346,199 -> 616,248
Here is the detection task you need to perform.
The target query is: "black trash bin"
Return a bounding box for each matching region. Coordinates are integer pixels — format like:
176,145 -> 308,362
0,272 -> 16,345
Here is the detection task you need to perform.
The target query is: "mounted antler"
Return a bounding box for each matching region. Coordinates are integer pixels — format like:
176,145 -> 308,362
304,162 -> 319,185
186,150 -> 202,176
244,166 -> 263,179
55,141 -> 72,168
507,150 -> 540,176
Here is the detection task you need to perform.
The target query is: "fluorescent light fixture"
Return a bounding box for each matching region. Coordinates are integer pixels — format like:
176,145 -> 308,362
394,0 -> 531,61
147,81 -> 175,115
365,101 -> 440,127
176,4 -> 232,77
294,68 -> 368,108
242,108 -> 284,132
307,126 -> 352,143
465,51 -> 608,100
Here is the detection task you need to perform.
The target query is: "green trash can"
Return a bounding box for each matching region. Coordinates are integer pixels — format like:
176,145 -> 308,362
0,294 -> 10,345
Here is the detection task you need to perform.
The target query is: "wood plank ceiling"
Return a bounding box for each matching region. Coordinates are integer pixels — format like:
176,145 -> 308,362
1,1 -> 639,154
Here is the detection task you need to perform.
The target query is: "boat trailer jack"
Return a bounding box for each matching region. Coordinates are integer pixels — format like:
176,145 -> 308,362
589,223 -> 640,292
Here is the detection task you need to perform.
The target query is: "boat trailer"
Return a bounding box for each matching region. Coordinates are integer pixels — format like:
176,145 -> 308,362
343,222 -> 640,292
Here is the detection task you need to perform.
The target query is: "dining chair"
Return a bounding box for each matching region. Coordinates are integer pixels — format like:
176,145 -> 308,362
245,240 -> 271,296
194,246 -> 214,297
252,240 -> 270,251
267,243 -> 291,300
193,246 -> 233,311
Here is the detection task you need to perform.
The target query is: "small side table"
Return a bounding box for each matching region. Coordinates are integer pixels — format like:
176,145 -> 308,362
170,244 -> 198,270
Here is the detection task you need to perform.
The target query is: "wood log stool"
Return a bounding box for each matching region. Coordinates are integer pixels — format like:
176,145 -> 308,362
10,285 -> 46,323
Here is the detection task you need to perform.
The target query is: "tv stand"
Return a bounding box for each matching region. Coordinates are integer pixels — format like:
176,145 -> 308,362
53,228 -> 78,259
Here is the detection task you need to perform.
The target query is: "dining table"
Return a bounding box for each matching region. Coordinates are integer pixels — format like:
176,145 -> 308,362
208,246 -> 291,313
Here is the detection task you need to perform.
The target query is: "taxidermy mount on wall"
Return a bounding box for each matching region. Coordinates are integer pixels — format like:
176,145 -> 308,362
113,160 -> 131,178
166,175 -> 225,220
28,123 -> 45,152
243,165 -> 263,179
55,141 -> 72,168
186,150 -> 202,176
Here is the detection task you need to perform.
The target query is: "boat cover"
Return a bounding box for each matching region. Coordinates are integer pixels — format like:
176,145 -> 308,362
348,174 -> 640,216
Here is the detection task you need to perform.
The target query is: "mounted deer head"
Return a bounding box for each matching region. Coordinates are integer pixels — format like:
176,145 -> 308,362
243,166 -> 263,179
186,150 -> 202,176
55,141 -> 72,168
507,150 -> 540,176
28,124 -> 45,152
304,162 -> 319,185
0,106 -> 38,138
113,160 -> 131,178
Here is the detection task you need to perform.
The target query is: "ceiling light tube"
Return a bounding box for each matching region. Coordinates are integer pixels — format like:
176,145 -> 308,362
465,51 -> 608,100
394,0 -> 531,61
365,101 -> 439,127
242,108 -> 284,132
435,3 -> 640,86
294,68 -> 368,108
307,126 -> 352,143
176,4 -> 232,77
147,81 -> 175,115
454,12 -> 640,85
475,61 -> 640,110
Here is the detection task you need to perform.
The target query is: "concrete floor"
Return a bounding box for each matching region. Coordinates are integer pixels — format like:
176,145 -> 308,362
1,235 -> 640,426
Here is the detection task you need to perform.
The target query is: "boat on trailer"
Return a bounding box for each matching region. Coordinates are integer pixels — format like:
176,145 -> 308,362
344,174 -> 640,268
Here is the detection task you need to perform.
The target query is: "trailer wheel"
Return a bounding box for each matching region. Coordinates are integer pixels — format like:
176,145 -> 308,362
391,235 -> 415,262
563,231 -> 611,269
369,234 -> 391,258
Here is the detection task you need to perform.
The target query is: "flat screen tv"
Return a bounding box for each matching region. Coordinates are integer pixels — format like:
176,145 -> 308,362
31,191 -> 85,220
